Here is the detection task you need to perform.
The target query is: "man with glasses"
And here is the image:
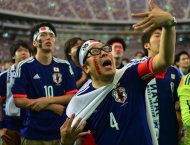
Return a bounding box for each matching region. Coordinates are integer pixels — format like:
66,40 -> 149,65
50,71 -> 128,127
60,1 -> 176,145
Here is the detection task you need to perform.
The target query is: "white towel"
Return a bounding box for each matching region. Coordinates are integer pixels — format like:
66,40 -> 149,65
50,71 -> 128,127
5,65 -> 21,116
66,67 -> 127,127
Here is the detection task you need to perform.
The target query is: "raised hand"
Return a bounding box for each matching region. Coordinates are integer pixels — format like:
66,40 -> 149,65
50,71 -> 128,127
132,0 -> 173,32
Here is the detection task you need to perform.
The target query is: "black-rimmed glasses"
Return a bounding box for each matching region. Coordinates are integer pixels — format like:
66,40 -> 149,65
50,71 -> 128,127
83,45 -> 112,64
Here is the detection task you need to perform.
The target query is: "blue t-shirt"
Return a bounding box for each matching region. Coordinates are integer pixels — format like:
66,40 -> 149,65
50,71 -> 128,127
148,66 -> 179,145
69,59 -> 82,82
12,57 -> 77,140
0,71 -> 7,129
74,60 -> 154,145
0,67 -> 24,131
132,57 -> 179,145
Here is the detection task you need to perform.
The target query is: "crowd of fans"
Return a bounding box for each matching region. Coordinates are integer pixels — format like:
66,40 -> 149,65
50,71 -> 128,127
0,0 -> 190,20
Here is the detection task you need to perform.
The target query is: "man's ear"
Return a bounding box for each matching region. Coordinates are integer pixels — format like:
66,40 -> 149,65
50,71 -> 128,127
82,64 -> 89,75
33,41 -> 38,47
144,42 -> 150,50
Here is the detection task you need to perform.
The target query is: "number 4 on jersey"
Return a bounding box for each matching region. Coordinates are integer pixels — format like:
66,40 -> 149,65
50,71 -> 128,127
110,112 -> 119,130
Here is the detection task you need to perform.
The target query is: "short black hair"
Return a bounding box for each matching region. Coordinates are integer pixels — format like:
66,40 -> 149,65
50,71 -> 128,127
30,22 -> 56,42
106,37 -> 126,51
10,40 -> 33,62
64,37 -> 83,60
10,40 -> 33,57
141,27 -> 162,56
175,51 -> 189,63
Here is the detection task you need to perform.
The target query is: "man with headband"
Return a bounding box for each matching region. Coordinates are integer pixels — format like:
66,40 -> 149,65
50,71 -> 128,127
60,1 -> 177,145
12,22 -> 78,145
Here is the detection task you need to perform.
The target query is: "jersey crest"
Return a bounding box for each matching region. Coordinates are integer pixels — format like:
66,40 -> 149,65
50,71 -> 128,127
52,73 -> 62,84
112,87 -> 127,103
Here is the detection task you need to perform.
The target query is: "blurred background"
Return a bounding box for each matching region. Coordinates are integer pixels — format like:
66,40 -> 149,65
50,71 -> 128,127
0,0 -> 190,64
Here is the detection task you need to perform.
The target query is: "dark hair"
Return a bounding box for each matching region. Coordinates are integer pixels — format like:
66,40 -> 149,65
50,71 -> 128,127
134,51 -> 144,57
30,22 -> 56,42
141,27 -> 162,56
175,51 -> 189,63
10,40 -> 33,58
106,37 -> 126,51
64,37 -> 83,60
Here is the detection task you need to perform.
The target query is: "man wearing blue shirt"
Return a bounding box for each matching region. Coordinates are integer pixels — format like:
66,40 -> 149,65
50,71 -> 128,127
12,22 -> 78,145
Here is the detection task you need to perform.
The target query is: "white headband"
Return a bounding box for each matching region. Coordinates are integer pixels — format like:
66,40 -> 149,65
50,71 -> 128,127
79,40 -> 101,66
33,26 -> 55,41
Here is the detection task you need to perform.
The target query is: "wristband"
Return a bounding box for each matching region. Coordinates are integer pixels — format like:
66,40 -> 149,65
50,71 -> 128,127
164,17 -> 177,29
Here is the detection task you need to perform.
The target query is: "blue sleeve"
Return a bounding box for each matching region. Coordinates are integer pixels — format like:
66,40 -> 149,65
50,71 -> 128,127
12,64 -> 28,98
0,72 -> 7,128
64,63 -> 78,95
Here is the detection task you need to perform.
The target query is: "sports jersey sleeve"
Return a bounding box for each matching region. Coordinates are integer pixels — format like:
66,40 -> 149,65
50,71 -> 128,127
137,57 -> 155,82
12,64 -> 28,98
0,72 -> 7,101
64,63 -> 78,95
173,68 -> 181,102
178,74 -> 190,144
178,74 -> 190,125
0,72 -> 7,128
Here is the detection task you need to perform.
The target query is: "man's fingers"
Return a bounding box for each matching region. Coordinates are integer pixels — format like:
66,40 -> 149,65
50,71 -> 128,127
77,131 -> 90,138
74,120 -> 86,136
67,114 -> 75,128
133,17 -> 152,29
71,117 -> 83,132
143,23 -> 155,33
131,12 -> 149,18
148,0 -> 154,9
2,135 -> 12,142
60,118 -> 69,129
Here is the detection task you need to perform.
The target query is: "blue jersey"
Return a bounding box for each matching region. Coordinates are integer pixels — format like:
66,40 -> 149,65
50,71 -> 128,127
0,71 -> 7,129
0,66 -> 23,131
74,60 -> 155,145
146,66 -> 179,145
132,57 -> 179,145
69,59 -> 83,82
12,57 -> 77,140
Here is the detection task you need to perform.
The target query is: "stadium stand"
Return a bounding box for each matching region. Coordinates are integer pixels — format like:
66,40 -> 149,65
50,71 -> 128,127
0,0 -> 190,63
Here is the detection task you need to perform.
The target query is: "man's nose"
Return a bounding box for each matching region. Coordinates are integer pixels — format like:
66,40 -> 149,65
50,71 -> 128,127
114,47 -> 122,52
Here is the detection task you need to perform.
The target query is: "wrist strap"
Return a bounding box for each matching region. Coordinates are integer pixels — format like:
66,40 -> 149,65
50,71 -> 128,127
164,17 -> 177,29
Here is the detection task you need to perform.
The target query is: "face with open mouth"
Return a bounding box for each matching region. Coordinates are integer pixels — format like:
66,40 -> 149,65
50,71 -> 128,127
83,42 -> 116,79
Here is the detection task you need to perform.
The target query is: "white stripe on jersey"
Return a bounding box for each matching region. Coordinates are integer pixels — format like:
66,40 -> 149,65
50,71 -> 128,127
16,57 -> 34,77
53,57 -> 74,75
5,65 -> 21,116
0,69 -> 7,76
75,79 -> 91,96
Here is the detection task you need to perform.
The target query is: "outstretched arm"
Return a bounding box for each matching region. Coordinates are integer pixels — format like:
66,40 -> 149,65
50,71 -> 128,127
132,0 -> 176,73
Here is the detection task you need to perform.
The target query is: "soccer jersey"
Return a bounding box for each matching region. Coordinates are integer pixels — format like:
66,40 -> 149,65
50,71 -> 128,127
70,59 -> 155,145
12,56 -> 77,140
178,73 -> 190,144
69,59 -> 82,82
146,66 -> 179,145
0,71 -> 7,129
132,57 -> 179,145
0,65 -> 23,131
